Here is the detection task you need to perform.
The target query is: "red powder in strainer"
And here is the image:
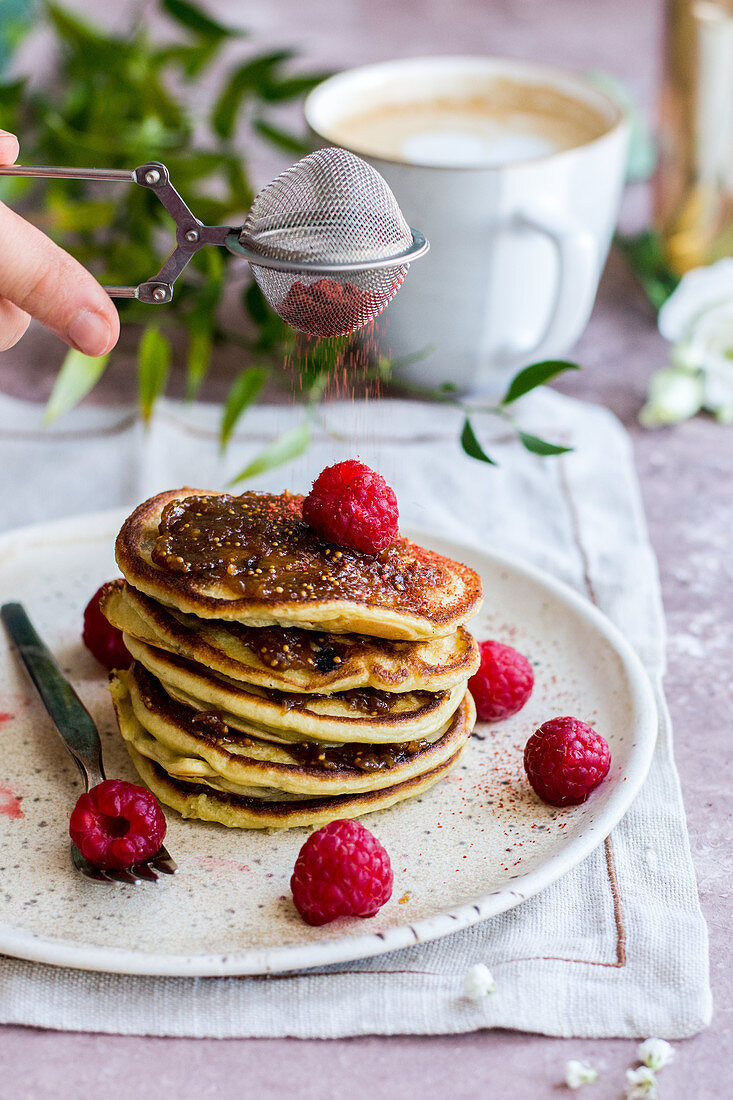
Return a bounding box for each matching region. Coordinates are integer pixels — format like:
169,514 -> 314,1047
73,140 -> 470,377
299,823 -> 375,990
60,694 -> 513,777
279,276 -> 404,338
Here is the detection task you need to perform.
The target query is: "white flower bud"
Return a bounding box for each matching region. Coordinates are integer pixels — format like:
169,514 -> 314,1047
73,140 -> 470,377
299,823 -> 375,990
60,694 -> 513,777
564,1060 -> 598,1088
463,963 -> 497,1000
625,1066 -> 658,1099
639,368 -> 704,427
637,1037 -> 675,1071
654,259 -> 733,426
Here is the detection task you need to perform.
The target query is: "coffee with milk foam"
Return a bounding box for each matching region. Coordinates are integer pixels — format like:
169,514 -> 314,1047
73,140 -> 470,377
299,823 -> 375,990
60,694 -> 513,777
326,77 -> 608,167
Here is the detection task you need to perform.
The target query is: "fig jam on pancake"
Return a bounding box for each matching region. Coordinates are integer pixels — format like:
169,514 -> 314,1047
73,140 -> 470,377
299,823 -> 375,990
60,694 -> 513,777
133,663 -> 435,775
117,488 -> 483,639
152,491 -> 442,612
100,580 -> 480,693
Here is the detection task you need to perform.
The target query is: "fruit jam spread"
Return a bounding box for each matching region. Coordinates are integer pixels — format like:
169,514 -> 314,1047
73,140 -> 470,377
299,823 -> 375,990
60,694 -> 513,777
230,624 -> 389,674
199,717 -> 435,775
151,492 -> 443,609
263,685 -> 438,716
134,665 -> 436,774
285,735 -> 434,773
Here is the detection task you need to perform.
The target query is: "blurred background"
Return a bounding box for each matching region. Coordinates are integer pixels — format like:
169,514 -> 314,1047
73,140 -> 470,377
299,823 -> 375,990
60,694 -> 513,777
0,0 -> 731,434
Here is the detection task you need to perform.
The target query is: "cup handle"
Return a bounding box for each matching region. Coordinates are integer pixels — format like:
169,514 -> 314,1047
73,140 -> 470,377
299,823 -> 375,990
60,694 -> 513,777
499,208 -> 598,367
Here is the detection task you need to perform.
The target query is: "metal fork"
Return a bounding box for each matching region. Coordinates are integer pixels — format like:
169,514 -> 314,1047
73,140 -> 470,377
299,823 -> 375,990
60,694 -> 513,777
1,602 -> 177,884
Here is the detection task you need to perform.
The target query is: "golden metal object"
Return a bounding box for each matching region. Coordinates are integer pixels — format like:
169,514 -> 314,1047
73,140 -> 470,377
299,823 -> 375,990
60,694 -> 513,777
656,0 -> 733,273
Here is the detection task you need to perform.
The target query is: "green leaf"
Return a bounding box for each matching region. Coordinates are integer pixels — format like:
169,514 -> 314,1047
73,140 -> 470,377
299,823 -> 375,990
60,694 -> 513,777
242,281 -> 292,350
0,79 -> 27,117
518,431 -> 573,456
46,196 -> 117,233
252,119 -> 310,155
185,329 -> 213,401
211,71 -> 248,140
43,349 -> 109,425
226,155 -> 253,208
259,73 -> 332,102
243,280 -> 270,325
154,41 -> 220,77
212,52 -> 294,139
137,324 -> 172,421
615,229 -> 680,312
460,417 -> 497,466
501,360 -> 580,405
46,4 -> 111,51
229,422 -> 310,484
220,366 -> 267,451
160,0 -> 240,42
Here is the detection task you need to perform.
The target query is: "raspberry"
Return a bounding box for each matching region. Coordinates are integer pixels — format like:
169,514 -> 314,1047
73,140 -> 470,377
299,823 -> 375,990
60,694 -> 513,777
302,460 -> 399,554
83,582 -> 131,670
69,779 -> 167,870
524,717 -> 611,807
290,818 -> 393,925
469,640 -> 534,721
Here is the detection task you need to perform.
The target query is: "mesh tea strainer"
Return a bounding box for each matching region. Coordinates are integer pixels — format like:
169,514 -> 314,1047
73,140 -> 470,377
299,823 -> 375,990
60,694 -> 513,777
0,148 -> 428,338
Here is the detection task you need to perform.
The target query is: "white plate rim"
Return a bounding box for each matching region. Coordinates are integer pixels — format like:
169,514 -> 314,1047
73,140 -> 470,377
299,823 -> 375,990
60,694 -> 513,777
0,508 -> 658,977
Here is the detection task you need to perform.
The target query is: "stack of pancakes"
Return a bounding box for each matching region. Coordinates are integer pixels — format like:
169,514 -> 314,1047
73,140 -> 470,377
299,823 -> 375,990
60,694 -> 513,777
102,488 -> 483,829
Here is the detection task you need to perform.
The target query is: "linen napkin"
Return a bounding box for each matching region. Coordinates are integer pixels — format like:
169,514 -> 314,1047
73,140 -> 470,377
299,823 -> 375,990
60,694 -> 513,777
0,389 -> 711,1038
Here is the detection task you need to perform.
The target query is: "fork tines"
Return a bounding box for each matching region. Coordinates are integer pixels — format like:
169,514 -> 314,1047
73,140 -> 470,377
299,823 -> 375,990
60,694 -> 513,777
72,843 -> 177,884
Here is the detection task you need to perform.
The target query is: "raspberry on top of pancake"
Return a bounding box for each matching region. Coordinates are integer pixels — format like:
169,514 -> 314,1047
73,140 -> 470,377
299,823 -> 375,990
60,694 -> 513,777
115,488 -> 483,640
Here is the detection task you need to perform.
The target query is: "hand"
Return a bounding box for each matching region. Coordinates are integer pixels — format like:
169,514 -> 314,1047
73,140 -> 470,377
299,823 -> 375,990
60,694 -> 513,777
0,130 -> 119,355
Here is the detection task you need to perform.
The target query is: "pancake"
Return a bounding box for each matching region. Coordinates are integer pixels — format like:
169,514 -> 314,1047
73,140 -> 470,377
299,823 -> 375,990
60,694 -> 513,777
124,637 -> 467,744
126,744 -> 468,829
102,580 -> 480,693
115,488 -> 483,640
111,665 -> 474,796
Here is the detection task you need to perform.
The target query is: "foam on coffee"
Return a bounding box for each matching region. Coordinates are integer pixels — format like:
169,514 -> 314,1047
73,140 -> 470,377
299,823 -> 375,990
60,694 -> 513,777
325,77 -> 609,167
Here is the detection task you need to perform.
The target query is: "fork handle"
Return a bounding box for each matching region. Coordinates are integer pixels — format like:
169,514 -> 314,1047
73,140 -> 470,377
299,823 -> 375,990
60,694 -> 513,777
0,603 -> 105,791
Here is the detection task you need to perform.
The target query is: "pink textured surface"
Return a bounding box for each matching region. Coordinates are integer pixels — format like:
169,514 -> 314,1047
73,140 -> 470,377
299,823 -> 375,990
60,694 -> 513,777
0,1 -> 731,1097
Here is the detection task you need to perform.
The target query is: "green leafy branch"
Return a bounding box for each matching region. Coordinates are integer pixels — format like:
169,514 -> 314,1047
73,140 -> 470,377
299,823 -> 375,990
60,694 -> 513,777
394,360 -> 579,466
0,0 -> 327,430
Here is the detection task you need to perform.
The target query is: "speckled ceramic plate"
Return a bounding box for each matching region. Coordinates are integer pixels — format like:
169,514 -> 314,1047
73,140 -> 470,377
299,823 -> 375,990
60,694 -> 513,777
0,510 -> 656,976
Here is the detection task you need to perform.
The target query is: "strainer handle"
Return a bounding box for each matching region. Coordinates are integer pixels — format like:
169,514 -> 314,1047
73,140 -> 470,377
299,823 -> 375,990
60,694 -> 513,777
0,161 -> 236,304
500,209 -> 597,366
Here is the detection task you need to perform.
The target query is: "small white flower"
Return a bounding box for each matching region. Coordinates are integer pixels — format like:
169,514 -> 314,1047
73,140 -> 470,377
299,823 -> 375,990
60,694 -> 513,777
643,258 -> 733,427
637,1037 -> 676,1071
658,258 -> 733,343
564,1059 -> 598,1088
625,1066 -> 658,1099
639,367 -> 704,427
463,963 -> 497,1000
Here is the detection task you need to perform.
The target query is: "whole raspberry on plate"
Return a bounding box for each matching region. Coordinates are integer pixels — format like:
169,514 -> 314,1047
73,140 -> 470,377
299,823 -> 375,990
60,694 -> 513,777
302,460 -> 399,554
83,582 -> 132,670
524,717 -> 611,807
290,818 -> 393,925
69,779 -> 167,870
469,640 -> 534,721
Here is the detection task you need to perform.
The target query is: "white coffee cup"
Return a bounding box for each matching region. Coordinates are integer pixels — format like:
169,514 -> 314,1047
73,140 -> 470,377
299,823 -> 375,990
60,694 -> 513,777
305,57 -> 628,394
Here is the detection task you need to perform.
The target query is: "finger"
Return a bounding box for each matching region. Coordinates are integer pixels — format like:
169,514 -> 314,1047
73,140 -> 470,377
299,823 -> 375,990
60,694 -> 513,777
0,298 -> 30,350
0,201 -> 120,356
0,129 -> 20,165
0,134 -> 30,349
